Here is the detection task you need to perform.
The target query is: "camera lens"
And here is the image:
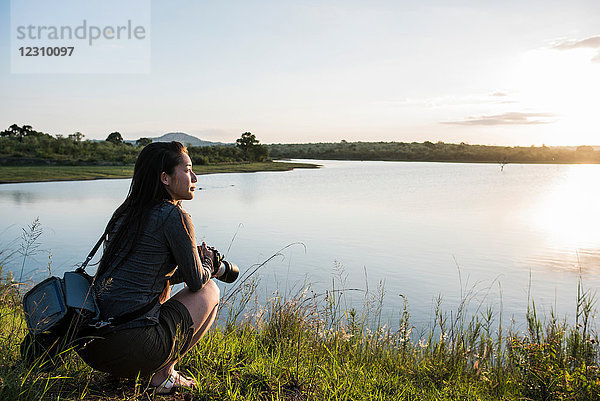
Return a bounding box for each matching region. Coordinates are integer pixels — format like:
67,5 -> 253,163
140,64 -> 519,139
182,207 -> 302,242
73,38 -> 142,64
217,260 -> 239,283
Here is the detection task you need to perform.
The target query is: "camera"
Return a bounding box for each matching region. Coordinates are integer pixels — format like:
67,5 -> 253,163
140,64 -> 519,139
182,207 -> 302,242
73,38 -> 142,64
213,259 -> 239,283
200,244 -> 239,283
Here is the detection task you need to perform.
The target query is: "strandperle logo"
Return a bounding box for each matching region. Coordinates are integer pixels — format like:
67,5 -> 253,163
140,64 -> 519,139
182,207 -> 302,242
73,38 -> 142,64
10,0 -> 151,74
14,19 -> 147,46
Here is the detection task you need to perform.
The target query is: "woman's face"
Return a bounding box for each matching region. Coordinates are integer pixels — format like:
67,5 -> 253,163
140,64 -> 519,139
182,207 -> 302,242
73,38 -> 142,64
162,153 -> 198,201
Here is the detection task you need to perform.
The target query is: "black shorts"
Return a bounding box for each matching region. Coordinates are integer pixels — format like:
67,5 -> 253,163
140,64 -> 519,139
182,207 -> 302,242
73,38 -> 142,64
79,299 -> 194,378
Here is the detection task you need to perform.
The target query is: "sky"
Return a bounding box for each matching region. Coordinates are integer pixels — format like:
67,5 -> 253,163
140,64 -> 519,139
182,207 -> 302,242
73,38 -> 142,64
1,0 -> 599,146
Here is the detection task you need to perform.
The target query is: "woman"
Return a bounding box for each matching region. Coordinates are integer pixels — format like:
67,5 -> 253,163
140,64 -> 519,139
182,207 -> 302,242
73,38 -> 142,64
79,141 -> 220,394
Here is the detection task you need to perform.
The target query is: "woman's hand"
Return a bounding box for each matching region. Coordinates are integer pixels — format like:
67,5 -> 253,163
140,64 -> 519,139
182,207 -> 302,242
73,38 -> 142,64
159,281 -> 172,304
199,242 -> 222,276
199,242 -> 214,272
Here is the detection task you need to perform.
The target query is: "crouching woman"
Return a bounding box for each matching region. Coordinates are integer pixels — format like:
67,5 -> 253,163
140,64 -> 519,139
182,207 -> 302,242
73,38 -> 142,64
78,141 -> 220,394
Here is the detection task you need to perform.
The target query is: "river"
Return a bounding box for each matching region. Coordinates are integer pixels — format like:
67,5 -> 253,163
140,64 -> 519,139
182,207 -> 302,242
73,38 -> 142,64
1,160 -> 599,328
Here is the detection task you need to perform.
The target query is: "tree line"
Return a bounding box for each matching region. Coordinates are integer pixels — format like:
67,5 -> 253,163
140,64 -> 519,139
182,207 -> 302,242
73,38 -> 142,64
268,141 -> 600,164
4,124 -> 595,166
0,125 -> 268,165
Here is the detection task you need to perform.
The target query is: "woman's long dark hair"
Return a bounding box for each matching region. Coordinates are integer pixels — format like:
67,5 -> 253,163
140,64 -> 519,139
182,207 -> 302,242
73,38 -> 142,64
97,141 -> 188,277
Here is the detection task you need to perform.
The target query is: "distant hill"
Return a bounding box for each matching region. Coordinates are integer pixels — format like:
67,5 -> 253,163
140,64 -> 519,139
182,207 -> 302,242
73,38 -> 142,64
150,132 -> 229,147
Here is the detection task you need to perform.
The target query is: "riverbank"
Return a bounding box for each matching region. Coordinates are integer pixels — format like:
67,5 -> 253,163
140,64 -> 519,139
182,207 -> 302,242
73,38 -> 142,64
0,161 -> 319,184
268,141 -> 600,164
1,267 -> 598,400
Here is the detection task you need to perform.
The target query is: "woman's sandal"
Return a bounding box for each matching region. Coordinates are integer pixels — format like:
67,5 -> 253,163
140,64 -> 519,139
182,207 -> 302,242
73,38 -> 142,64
153,370 -> 196,395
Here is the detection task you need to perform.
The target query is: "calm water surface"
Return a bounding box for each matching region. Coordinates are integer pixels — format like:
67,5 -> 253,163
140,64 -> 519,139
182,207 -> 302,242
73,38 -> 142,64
1,160 -> 600,328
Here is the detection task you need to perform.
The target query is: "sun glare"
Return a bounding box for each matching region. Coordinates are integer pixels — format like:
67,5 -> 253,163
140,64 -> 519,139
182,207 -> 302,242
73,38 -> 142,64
510,48 -> 600,145
530,165 -> 600,249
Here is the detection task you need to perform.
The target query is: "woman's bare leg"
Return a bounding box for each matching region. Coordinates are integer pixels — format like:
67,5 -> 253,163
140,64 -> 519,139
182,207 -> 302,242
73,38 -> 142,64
150,280 -> 220,387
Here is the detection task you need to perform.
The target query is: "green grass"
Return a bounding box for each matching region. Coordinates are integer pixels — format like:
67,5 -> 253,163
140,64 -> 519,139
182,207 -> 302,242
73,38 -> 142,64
2,274 -> 599,400
0,162 -> 319,184
0,165 -> 135,183
191,161 -> 319,175
1,226 -> 599,400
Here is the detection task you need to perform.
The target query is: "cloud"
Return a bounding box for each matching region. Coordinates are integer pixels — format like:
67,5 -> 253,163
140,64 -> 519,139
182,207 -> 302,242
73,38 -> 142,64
442,112 -> 556,126
388,91 -> 514,108
553,36 -> 600,62
553,36 -> 600,50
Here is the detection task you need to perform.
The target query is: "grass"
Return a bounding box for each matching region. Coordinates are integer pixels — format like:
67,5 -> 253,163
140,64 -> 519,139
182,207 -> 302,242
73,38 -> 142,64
0,224 -> 599,400
0,161 -> 319,184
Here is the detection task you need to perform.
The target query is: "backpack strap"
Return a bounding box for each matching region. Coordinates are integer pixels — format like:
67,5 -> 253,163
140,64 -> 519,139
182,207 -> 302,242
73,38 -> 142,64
92,294 -> 161,328
81,224 -> 166,330
76,232 -> 106,274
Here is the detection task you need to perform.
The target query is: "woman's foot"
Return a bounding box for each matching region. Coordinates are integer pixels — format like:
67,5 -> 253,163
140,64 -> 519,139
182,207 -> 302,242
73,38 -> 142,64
151,369 -> 196,394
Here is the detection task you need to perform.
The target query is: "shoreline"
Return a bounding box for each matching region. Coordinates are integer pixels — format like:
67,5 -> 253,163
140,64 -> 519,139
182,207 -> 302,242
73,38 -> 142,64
0,161 -> 320,184
4,156 -> 597,184
286,157 -> 600,165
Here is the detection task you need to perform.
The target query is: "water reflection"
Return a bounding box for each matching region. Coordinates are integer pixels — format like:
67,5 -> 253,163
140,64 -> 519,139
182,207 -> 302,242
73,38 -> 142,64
527,248 -> 600,274
525,165 -> 600,275
0,189 -> 42,204
531,165 -> 600,247
0,179 -> 132,205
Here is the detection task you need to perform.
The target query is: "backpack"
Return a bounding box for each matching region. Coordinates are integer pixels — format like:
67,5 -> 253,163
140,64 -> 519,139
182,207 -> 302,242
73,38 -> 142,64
20,236 -> 104,370
20,232 -> 162,371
